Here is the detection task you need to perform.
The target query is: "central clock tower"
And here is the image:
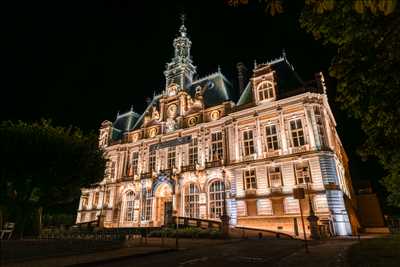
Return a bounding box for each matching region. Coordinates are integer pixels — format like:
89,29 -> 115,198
164,15 -> 196,91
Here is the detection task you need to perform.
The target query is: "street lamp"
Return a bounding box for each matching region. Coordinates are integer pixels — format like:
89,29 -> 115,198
305,176 -> 320,239
220,160 -> 230,238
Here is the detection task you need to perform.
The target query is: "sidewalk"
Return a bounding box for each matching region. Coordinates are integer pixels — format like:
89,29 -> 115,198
4,246 -> 173,267
275,240 -> 357,267
2,238 -> 233,267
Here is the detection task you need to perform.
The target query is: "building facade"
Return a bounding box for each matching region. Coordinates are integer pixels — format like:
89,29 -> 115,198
76,21 -> 358,236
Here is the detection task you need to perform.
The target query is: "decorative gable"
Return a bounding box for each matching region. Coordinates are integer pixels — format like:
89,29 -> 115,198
251,64 -> 277,104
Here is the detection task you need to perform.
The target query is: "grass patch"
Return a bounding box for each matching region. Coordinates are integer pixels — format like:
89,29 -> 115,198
348,234 -> 400,266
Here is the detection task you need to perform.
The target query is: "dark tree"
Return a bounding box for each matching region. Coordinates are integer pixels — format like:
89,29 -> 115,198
0,120 -> 106,237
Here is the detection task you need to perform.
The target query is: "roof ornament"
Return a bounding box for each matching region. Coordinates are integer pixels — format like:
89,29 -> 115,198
130,105 -> 134,112
217,65 -> 221,73
254,59 -> 257,69
179,13 -> 187,37
282,49 -> 287,60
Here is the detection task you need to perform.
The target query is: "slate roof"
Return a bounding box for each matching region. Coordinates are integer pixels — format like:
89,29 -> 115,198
188,71 -> 233,108
236,57 -> 306,106
111,110 -> 141,140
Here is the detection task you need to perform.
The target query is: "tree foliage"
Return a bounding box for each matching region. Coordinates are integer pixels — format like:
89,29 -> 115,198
228,0 -> 400,206
0,120 -> 106,234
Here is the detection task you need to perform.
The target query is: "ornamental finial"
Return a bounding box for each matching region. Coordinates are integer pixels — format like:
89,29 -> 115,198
179,13 -> 187,37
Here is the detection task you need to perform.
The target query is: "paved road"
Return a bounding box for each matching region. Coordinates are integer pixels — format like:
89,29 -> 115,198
92,238 -> 356,267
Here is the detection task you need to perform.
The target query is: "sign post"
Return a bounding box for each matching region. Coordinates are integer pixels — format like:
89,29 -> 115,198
293,187 -> 309,253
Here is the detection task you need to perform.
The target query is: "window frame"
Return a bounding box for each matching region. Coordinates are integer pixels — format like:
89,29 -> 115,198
131,151 -> 139,175
148,149 -> 156,172
257,80 -> 275,101
124,191 -> 135,222
210,132 -> 224,162
268,166 -> 283,188
188,137 -> 198,166
265,124 -> 280,151
243,169 -> 257,190
290,118 -> 306,147
184,183 -> 200,218
141,189 -> 152,221
313,106 -> 327,147
167,146 -> 176,169
92,192 -> 99,208
294,162 -> 312,184
242,129 -> 255,156
208,180 -> 225,220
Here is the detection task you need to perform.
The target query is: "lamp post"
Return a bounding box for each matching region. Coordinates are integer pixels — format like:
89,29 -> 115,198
220,160 -> 230,238
306,177 -> 320,240
172,169 -> 179,250
293,187 -> 309,253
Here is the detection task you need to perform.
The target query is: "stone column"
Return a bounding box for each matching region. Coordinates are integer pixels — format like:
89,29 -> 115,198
255,117 -> 262,159
278,111 -> 288,154
304,105 -> 316,149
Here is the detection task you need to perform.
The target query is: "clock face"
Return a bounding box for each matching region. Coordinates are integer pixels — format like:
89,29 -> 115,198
167,84 -> 178,96
210,110 -> 220,121
167,104 -> 177,118
188,116 -> 197,127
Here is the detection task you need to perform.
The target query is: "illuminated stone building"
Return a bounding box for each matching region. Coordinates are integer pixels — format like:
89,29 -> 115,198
76,20 -> 358,236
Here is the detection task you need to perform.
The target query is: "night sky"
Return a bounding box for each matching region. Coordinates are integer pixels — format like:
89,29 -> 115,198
2,1 -> 386,205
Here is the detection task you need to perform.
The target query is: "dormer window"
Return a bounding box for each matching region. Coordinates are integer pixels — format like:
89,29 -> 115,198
257,81 -> 275,101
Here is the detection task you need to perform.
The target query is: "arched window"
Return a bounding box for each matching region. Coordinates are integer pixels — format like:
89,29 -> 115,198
184,184 -> 200,218
257,81 -> 274,101
124,191 -> 135,222
209,181 -> 225,219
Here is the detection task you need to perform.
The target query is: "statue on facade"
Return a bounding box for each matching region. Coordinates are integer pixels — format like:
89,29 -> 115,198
151,105 -> 160,121
166,104 -> 178,132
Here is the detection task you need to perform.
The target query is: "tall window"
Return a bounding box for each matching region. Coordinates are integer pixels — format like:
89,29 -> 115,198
125,191 -> 135,222
209,181 -> 225,219
81,195 -> 89,209
290,119 -> 305,147
112,203 -> 121,221
167,147 -> 176,169
313,106 -> 327,147
92,192 -> 99,208
131,152 -> 139,175
141,189 -> 152,221
109,161 -> 116,179
210,132 -> 224,161
265,125 -> 279,151
184,184 -> 200,218
268,166 -> 282,188
258,81 -> 274,101
284,197 -> 300,214
242,130 -> 255,156
188,138 -> 198,166
149,150 -> 156,172
295,162 -> 311,184
243,169 -> 257,190
104,190 -> 111,207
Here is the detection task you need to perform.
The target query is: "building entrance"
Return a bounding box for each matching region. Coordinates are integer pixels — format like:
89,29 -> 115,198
154,183 -> 173,226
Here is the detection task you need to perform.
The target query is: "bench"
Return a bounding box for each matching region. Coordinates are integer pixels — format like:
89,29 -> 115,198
1,222 -> 15,240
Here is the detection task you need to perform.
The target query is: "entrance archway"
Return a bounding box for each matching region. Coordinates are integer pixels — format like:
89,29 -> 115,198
154,183 -> 173,226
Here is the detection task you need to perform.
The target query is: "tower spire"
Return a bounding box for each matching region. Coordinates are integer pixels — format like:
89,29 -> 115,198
164,15 -> 197,90
180,14 -> 187,37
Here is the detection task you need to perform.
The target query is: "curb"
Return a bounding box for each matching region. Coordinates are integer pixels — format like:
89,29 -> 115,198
65,248 -> 176,267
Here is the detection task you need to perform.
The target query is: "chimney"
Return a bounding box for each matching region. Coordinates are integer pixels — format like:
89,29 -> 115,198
237,62 -> 248,95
